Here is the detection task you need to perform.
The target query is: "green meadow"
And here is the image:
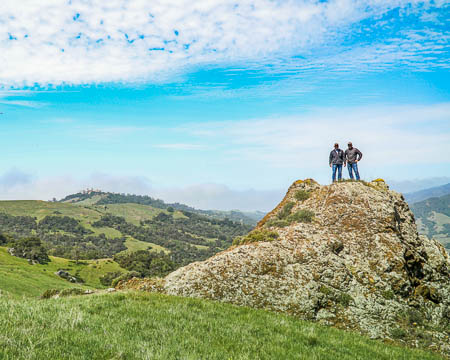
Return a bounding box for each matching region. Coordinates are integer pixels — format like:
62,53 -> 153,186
0,291 -> 443,360
0,247 -> 124,297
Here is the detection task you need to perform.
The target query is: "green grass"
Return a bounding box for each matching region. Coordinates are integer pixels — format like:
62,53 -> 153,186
89,203 -> 164,225
122,237 -> 167,253
0,247 -> 125,297
0,291 -> 442,360
0,200 -> 102,222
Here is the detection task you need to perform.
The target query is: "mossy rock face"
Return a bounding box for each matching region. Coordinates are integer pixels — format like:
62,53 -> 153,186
162,179 -> 450,357
414,284 -> 441,304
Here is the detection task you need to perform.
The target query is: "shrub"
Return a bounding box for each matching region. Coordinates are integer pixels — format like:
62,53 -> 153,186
337,293 -> 353,307
111,271 -> 140,288
40,289 -> 60,299
277,202 -> 295,219
8,237 -> 50,264
390,327 -> 407,339
319,285 -> 333,296
99,271 -> 123,286
406,309 -> 425,326
294,190 -> 310,201
59,288 -> 85,297
232,229 -> 279,246
264,219 -> 290,228
113,250 -> 175,278
265,210 -> 314,228
288,210 -> 314,223
382,290 -> 395,300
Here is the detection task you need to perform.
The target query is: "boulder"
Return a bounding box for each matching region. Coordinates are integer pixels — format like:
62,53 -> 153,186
161,179 -> 450,354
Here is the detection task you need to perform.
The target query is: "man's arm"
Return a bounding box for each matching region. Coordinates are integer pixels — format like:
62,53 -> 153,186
356,148 -> 363,161
329,151 -> 333,167
344,149 -> 348,166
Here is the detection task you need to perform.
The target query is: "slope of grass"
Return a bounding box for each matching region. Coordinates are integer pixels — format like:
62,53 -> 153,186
0,291 -> 442,360
90,203 -> 166,225
0,200 -> 102,222
122,236 -> 167,253
0,247 -> 125,297
0,200 -> 172,253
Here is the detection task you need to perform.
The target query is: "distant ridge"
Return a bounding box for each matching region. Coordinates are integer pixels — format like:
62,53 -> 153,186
404,183 -> 450,204
59,190 -> 263,226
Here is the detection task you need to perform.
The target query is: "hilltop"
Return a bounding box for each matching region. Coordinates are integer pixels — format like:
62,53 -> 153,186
59,189 -> 263,226
120,179 -> 450,356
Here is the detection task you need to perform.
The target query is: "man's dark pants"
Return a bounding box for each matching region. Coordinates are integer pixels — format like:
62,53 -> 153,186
332,164 -> 342,182
348,162 -> 360,180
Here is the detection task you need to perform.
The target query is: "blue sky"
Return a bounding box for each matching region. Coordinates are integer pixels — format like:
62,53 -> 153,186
0,0 -> 449,210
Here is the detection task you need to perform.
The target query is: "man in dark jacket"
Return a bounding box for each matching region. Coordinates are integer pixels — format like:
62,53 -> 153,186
329,143 -> 345,182
344,142 -> 363,180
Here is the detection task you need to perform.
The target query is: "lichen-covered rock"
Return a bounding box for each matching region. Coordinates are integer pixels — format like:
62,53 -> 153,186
127,179 -> 450,354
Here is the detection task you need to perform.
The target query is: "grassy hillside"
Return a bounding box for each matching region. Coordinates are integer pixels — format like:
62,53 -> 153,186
61,190 -> 263,226
0,247 -> 125,298
0,198 -> 251,260
0,291 -> 442,360
410,194 -> 450,250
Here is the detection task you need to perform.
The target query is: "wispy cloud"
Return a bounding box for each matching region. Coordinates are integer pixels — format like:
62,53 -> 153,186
0,90 -> 44,107
0,1 -> 447,87
0,168 -> 281,211
180,102 -> 450,168
72,125 -> 149,141
154,143 -> 206,150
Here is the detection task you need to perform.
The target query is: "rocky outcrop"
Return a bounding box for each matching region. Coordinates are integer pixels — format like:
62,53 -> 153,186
55,270 -> 79,283
121,179 -> 450,354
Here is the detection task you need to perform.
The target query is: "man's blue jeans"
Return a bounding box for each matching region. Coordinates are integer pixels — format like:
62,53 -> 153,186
348,162 -> 360,180
332,164 -> 342,182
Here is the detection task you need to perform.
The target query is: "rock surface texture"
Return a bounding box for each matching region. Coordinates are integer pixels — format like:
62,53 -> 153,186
122,180 -> 450,354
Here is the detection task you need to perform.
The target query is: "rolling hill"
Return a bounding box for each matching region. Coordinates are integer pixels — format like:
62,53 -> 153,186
410,193 -> 450,250
404,183 -> 450,204
0,191 -> 253,292
0,246 -> 125,297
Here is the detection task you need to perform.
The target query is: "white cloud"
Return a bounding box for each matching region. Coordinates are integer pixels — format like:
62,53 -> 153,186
153,143 -> 205,150
0,168 -> 448,211
180,102 -> 450,169
0,169 -> 280,211
388,177 -> 450,193
0,171 -> 153,201
0,90 -> 44,107
0,0 -> 447,87
153,183 -> 283,211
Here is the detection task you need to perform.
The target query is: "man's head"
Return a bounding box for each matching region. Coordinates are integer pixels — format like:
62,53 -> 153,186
334,143 -> 339,149
347,142 -> 353,149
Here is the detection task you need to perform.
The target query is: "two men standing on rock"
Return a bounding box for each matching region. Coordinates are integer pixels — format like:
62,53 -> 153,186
329,142 -> 363,182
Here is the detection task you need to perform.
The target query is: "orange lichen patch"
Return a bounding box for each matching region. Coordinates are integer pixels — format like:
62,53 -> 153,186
372,178 -> 385,182
294,178 -> 317,185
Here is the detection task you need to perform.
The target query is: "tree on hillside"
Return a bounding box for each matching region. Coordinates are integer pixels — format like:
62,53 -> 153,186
8,237 -> 50,264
